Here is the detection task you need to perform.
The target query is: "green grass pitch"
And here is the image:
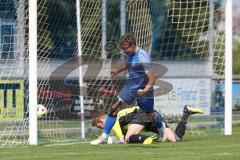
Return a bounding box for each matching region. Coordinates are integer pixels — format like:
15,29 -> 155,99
1,127 -> 240,160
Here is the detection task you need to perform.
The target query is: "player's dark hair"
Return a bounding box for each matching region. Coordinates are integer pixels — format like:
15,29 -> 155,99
120,34 -> 137,49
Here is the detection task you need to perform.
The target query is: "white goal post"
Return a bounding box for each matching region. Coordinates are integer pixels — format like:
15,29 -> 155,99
29,0 -> 38,145
224,0 -> 232,135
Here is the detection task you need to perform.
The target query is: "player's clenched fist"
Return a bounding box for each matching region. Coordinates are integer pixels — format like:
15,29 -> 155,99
110,69 -> 118,78
137,89 -> 147,96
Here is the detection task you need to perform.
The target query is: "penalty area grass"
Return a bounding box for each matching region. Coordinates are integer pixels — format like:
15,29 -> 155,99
0,128 -> 240,160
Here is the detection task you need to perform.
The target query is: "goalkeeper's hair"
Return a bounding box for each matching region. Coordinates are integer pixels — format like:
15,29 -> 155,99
91,111 -> 106,127
120,34 -> 137,49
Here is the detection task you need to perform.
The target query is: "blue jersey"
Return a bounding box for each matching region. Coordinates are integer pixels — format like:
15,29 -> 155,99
124,48 -> 152,79
118,48 -> 154,113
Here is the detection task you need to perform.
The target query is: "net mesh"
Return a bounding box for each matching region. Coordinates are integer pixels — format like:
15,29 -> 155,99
0,0 -> 227,145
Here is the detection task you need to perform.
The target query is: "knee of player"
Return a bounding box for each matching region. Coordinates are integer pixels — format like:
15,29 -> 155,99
108,100 -> 123,116
108,110 -> 119,117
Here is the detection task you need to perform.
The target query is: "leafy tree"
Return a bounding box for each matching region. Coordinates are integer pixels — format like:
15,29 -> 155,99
152,0 -> 222,62
0,0 -> 16,19
38,0 -> 77,59
233,40 -> 240,74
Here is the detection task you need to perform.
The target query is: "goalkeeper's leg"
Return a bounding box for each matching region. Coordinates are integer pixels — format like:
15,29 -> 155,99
128,134 -> 149,143
174,105 -> 204,141
125,124 -> 145,143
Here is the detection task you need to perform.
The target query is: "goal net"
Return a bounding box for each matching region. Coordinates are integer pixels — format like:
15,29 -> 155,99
0,0 -> 226,145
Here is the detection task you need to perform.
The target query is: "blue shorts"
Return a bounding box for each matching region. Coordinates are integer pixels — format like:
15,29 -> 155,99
117,76 -> 154,113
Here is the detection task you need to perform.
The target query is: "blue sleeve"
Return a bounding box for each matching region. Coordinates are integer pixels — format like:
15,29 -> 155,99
138,52 -> 152,73
124,55 -> 128,63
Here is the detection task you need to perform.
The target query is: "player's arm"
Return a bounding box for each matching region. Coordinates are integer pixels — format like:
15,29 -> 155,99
137,54 -> 155,96
111,60 -> 127,77
144,70 -> 155,91
116,60 -> 127,73
111,106 -> 140,140
112,119 -> 124,140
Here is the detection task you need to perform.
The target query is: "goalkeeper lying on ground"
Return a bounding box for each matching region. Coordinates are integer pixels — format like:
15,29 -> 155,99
91,105 -> 204,144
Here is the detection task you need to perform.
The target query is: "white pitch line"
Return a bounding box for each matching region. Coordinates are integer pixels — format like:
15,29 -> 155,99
43,141 -> 89,147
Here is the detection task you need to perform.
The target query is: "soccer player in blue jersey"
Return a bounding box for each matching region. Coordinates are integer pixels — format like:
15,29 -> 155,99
91,35 -> 165,145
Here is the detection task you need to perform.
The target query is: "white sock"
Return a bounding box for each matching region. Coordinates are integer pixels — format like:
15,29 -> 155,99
119,137 -> 124,143
101,133 -> 108,139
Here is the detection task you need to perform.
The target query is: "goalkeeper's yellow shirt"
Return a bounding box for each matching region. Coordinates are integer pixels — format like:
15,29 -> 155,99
111,106 -> 140,139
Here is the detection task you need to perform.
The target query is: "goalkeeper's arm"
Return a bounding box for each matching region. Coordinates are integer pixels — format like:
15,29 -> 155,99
111,106 -> 140,142
112,120 -> 124,142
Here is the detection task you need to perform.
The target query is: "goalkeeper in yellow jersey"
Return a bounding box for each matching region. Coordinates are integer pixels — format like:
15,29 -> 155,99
91,105 -> 204,144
